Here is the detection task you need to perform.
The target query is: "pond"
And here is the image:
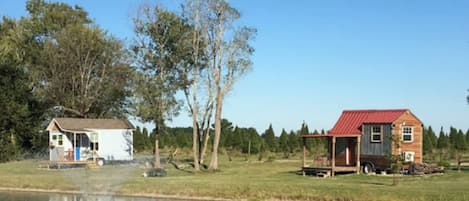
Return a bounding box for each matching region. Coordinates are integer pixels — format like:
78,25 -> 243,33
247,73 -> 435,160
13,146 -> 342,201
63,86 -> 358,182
0,191 -> 192,201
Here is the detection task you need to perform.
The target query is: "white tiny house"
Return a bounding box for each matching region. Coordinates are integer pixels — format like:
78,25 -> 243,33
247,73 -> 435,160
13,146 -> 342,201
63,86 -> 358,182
46,118 -> 134,165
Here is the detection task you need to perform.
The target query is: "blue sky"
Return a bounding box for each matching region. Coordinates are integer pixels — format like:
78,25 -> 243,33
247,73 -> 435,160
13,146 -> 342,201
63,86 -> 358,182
1,0 -> 468,134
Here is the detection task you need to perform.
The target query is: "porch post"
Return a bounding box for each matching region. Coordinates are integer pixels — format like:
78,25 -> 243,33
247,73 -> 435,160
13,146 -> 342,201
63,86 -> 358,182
302,137 -> 306,176
73,132 -> 76,162
356,136 -> 361,174
332,136 -> 336,177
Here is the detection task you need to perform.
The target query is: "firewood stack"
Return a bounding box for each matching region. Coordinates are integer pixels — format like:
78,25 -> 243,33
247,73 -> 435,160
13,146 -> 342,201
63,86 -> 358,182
408,163 -> 445,175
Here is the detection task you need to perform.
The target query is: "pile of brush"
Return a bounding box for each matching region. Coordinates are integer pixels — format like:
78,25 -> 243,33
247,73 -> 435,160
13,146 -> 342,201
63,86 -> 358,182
408,163 -> 445,175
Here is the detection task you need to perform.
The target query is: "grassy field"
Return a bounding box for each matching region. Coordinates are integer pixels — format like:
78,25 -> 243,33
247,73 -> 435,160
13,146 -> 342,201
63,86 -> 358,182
0,155 -> 469,201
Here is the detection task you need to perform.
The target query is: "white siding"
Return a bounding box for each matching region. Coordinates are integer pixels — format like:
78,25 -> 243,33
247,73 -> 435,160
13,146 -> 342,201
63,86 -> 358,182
91,129 -> 133,161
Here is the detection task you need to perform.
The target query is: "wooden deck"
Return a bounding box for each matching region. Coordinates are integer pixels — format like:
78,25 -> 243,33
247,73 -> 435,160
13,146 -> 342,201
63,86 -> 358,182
302,166 -> 358,177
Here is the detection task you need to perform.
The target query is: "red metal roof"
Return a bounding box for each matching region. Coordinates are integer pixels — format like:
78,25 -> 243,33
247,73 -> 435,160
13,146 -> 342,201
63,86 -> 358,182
328,109 -> 408,135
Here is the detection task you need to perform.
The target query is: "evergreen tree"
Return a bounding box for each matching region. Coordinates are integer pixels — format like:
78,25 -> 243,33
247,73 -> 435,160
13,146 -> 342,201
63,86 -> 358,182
423,126 -> 434,155
466,130 -> 469,148
288,130 -> 299,153
247,128 -> 262,154
279,129 -> 289,156
437,127 -> 449,149
449,127 -> 458,149
455,129 -> 467,151
141,127 -> 151,150
428,126 -> 438,148
132,126 -> 143,152
262,124 -> 277,152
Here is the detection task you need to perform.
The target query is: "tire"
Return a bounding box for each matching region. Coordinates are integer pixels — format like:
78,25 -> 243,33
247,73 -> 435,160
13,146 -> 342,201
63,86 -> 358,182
362,163 -> 374,174
96,158 -> 105,166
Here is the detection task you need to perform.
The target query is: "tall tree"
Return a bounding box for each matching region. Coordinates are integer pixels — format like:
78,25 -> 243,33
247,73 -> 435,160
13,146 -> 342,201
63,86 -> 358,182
203,0 -> 256,170
132,5 -> 192,168
0,16 -> 48,159
0,61 -> 47,161
20,0 -> 131,118
179,0 -> 211,170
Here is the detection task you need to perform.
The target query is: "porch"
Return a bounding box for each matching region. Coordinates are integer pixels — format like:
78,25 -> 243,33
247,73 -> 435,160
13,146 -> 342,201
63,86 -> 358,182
301,134 -> 361,177
50,131 -> 99,162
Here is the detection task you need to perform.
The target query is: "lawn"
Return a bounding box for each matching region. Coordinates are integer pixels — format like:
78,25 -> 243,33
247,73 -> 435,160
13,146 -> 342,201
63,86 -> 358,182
0,155 -> 469,201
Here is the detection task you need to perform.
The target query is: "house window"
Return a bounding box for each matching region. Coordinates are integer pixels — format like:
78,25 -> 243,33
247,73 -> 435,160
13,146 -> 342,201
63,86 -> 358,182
58,135 -> 63,146
402,126 -> 413,142
371,126 -> 382,143
52,135 -> 57,140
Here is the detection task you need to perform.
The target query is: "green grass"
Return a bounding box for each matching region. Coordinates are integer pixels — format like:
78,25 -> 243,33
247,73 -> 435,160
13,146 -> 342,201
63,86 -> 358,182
1,156 -> 469,201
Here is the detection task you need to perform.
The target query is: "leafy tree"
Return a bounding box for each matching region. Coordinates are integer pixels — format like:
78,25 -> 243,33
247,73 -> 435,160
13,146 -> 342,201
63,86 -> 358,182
15,0 -> 132,118
262,124 -> 277,152
132,5 -> 193,168
437,127 -> 449,149
0,16 -> 48,160
0,62 -> 47,161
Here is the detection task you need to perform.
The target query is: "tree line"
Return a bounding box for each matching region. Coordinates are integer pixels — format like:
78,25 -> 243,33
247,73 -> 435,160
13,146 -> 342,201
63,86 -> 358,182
133,119 -> 328,159
423,126 -> 469,162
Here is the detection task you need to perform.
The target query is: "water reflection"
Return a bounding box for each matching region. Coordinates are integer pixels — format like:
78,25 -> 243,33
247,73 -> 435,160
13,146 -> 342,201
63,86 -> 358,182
0,191 -> 183,201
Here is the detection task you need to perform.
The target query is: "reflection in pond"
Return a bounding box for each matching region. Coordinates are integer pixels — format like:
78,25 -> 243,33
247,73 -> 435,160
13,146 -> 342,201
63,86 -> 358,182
0,191 -> 190,201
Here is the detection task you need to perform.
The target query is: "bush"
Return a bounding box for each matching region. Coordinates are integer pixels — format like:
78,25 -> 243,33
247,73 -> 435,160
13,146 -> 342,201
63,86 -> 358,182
143,168 -> 167,177
437,160 -> 450,168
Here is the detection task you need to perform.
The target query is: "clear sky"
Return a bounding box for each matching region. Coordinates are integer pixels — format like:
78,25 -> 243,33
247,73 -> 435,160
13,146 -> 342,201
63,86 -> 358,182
1,0 -> 468,135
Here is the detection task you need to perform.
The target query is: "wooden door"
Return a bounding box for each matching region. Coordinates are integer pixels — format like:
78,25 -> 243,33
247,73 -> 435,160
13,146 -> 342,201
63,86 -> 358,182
347,138 -> 356,166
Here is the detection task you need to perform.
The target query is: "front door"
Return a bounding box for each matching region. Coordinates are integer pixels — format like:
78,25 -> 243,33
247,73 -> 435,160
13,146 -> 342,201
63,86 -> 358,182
347,138 -> 356,166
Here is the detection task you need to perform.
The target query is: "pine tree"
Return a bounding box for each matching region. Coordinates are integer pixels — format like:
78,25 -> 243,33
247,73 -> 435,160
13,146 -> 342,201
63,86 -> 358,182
288,130 -> 299,153
466,130 -> 469,149
437,127 -> 449,149
279,129 -> 289,157
449,127 -> 458,149
423,126 -> 434,155
428,126 -> 438,148
133,126 -> 143,152
262,124 -> 277,152
455,129 -> 467,151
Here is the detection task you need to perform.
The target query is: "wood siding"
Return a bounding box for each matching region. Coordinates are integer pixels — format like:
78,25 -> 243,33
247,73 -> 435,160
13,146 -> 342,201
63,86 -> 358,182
361,124 -> 392,156
392,111 -> 423,163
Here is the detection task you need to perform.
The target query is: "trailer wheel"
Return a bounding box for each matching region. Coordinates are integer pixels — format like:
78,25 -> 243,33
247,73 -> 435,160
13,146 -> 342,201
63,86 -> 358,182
96,158 -> 105,166
362,162 -> 374,174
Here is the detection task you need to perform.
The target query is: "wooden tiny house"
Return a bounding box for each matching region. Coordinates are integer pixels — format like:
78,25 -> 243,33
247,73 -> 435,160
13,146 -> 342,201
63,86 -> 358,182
302,109 -> 423,176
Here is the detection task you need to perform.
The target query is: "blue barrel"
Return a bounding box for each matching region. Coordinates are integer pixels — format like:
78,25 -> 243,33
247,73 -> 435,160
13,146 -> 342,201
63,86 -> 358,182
75,147 -> 80,160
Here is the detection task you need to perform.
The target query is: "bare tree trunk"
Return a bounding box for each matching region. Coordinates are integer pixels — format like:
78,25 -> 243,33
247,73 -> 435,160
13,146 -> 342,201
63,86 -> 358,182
154,124 -> 161,168
200,116 -> 211,164
192,105 -> 200,171
209,86 -> 223,170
